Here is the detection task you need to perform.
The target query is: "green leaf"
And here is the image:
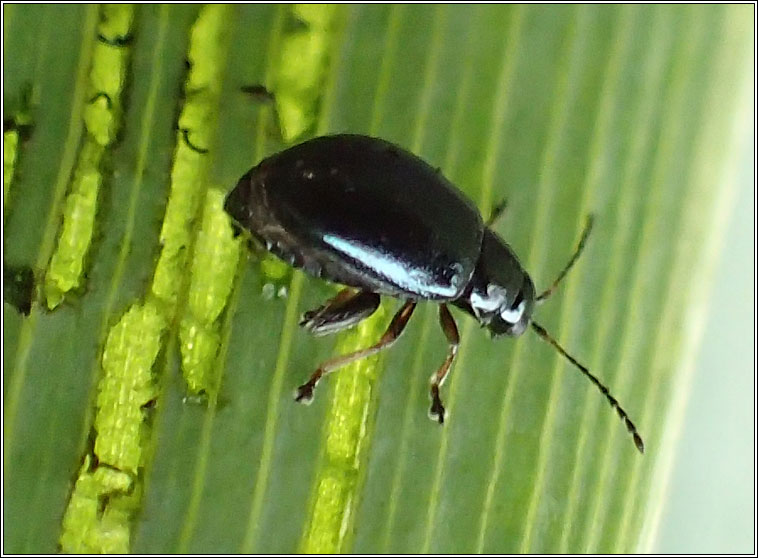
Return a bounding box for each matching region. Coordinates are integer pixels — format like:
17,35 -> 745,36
3,4 -> 752,553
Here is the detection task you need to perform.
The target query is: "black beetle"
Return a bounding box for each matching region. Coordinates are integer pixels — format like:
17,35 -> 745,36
225,134 -> 644,453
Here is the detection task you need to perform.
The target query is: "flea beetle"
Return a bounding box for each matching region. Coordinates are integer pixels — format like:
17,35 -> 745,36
225,134 -> 643,453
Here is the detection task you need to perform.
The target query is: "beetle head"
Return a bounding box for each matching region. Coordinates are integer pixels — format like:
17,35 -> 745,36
457,228 -> 535,337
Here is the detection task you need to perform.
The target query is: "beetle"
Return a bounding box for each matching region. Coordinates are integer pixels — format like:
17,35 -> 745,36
225,134 -> 644,453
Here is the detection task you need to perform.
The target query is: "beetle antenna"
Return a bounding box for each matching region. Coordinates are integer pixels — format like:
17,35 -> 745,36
536,215 -> 594,302
530,320 -> 644,454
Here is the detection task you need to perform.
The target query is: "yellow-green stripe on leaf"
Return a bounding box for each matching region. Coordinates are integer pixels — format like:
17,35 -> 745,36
274,5 -> 338,142
95,302 -> 166,473
151,5 -> 230,308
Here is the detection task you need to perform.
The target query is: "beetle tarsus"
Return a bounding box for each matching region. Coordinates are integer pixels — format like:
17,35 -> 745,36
426,304 -> 459,426
294,382 -> 316,404
429,390 -> 446,424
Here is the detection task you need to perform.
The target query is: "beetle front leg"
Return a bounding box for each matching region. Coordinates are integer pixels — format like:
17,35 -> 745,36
486,197 -> 508,229
299,289 -> 380,336
295,300 -> 416,404
429,304 -> 460,424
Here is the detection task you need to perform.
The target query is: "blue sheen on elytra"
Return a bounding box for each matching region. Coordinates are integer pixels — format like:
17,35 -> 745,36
322,234 -> 461,299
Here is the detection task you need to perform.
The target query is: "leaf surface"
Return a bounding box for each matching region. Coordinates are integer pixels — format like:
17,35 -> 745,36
2,4 -> 752,553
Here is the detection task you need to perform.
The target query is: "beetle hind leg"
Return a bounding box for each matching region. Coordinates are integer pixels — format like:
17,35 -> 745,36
300,289 -> 380,336
429,304 -> 460,424
295,300 -> 416,404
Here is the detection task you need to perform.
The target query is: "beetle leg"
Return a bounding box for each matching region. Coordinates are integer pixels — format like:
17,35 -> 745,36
300,289 -> 380,336
486,197 -> 508,229
295,300 -> 416,404
429,304 -> 460,424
